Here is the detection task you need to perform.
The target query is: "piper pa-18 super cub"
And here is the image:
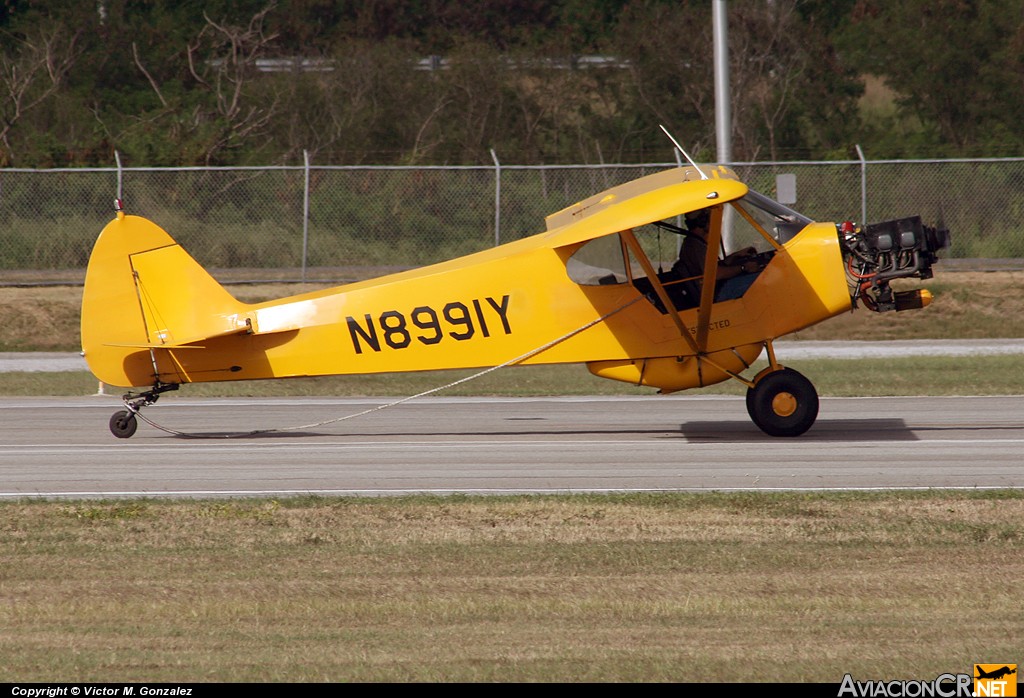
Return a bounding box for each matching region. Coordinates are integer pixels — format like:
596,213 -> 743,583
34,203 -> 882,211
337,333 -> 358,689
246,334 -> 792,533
81,156 -> 949,438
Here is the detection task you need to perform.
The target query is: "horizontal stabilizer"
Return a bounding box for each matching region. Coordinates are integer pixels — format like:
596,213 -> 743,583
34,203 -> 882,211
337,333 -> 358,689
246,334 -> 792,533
103,342 -> 207,350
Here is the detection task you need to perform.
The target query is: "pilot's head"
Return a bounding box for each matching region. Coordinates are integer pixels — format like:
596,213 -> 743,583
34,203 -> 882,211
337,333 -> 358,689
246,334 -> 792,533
685,209 -> 710,233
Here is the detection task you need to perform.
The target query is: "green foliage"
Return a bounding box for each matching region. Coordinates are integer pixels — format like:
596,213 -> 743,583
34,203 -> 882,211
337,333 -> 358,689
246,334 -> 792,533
839,0 -> 1024,156
5,1 -> 1019,167
303,168 -> 495,267
0,216 -> 97,268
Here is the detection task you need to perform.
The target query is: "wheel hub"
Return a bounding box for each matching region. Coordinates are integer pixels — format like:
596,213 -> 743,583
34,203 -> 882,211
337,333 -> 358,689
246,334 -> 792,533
771,391 -> 798,417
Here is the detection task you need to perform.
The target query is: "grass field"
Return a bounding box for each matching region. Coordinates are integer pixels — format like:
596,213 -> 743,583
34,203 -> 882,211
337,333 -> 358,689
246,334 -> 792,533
2,491 -> 1022,682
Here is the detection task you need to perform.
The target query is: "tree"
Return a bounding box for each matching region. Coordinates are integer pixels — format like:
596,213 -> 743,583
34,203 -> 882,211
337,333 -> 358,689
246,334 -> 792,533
841,0 -> 1024,155
88,1 -> 284,165
5,0 -> 1018,165
608,1 -> 714,159
0,22 -> 81,165
729,0 -> 862,160
183,5 -> 281,163
606,0 -> 862,161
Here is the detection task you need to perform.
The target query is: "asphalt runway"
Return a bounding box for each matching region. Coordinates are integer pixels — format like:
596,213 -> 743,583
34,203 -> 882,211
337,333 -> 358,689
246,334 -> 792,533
1,394 -> 1022,498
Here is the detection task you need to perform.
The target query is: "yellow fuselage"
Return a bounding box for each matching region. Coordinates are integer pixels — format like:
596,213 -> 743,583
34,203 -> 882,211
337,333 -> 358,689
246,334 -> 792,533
81,171 -> 851,391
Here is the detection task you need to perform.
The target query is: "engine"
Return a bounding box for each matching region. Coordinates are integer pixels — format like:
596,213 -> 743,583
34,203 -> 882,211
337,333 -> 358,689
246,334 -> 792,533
839,216 -> 951,312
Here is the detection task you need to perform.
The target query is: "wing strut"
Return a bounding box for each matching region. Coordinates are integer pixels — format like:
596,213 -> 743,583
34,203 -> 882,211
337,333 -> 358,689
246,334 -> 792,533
620,230 -> 700,356
694,206 -> 725,353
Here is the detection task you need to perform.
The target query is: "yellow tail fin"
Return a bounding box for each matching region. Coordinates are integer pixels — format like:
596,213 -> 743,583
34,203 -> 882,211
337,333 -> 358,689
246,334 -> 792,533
81,213 -> 249,387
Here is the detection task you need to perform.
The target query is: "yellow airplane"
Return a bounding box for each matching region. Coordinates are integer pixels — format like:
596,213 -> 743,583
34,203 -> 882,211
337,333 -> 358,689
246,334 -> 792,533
81,160 -> 948,439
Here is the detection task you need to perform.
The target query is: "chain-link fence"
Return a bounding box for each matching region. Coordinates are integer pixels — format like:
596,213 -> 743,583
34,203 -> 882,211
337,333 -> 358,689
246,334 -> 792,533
2,158 -> 1022,283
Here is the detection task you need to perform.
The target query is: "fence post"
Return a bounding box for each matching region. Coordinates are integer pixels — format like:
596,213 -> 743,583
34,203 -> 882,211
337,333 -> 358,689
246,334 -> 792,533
114,150 -> 123,206
490,148 -> 501,246
855,144 -> 867,224
302,149 -> 310,281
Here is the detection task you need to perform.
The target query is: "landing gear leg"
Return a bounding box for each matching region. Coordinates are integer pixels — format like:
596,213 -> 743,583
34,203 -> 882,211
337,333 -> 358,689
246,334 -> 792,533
109,382 -> 179,438
745,367 -> 819,437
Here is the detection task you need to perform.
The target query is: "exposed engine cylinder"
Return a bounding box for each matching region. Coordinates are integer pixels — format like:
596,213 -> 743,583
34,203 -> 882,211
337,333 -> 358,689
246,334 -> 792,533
840,216 -> 950,312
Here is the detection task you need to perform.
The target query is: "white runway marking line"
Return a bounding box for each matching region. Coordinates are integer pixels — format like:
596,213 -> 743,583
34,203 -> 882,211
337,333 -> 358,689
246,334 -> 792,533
3,484 -> 1024,499
2,439 -> 661,455
5,437 -> 1024,458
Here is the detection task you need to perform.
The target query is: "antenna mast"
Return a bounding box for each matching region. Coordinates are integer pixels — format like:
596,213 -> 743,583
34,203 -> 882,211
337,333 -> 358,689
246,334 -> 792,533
659,124 -> 708,180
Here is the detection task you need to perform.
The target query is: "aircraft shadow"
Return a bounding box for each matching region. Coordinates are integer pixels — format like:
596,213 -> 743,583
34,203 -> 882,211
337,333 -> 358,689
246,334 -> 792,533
678,418 -> 918,442
161,417 -> 1018,443
160,423 -> 676,440
161,418 -> 920,442
169,429 -> 336,440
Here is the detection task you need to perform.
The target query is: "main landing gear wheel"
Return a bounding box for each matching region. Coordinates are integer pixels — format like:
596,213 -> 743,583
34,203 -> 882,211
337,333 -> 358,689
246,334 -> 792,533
745,367 -> 819,437
109,410 -> 138,439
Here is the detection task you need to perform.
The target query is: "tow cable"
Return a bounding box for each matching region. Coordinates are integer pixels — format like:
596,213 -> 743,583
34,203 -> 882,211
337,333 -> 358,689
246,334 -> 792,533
132,296 -> 645,439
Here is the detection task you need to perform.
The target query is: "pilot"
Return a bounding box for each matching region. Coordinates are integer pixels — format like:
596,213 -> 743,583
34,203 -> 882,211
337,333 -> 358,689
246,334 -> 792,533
671,208 -> 761,301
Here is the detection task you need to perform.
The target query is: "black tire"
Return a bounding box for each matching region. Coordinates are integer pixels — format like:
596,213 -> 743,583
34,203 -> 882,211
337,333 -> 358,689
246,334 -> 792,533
109,410 -> 138,439
745,368 -> 819,437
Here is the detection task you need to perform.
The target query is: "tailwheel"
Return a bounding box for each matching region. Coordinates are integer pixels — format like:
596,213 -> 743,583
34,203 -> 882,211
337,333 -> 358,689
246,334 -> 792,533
109,409 -> 138,439
108,382 -> 179,439
745,367 -> 819,437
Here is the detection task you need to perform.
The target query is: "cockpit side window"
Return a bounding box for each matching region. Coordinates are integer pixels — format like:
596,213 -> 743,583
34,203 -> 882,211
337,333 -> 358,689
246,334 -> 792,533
565,233 -> 631,285
565,188 -> 810,296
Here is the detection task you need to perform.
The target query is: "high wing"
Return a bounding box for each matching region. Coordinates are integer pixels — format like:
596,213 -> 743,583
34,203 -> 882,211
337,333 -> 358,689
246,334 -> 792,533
543,165 -> 746,247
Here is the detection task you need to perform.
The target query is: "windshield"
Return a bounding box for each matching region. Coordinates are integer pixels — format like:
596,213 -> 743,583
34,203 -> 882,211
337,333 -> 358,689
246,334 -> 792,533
732,190 -> 813,244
